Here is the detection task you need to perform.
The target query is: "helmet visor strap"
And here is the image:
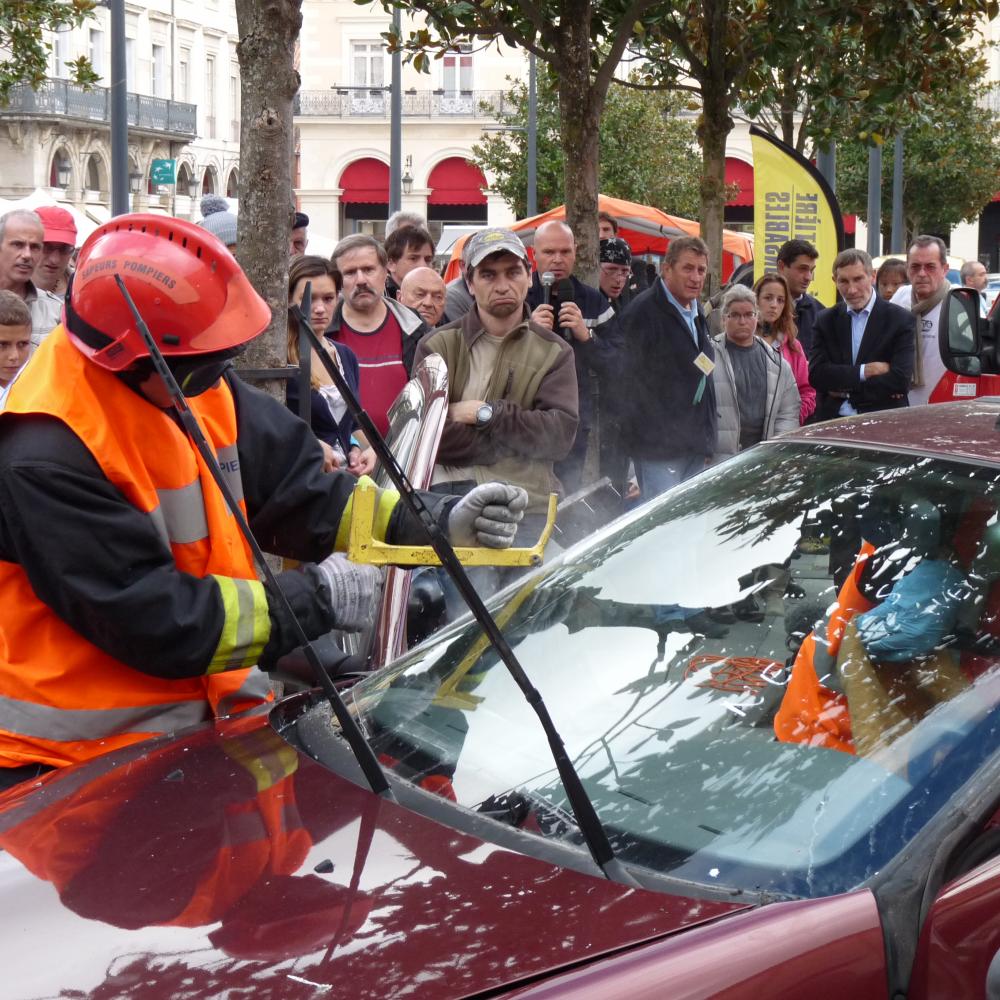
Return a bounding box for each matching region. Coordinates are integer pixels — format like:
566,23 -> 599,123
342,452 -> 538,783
167,354 -> 238,397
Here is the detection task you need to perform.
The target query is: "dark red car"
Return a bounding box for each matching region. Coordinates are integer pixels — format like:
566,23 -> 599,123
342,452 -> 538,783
2,398 -> 1000,999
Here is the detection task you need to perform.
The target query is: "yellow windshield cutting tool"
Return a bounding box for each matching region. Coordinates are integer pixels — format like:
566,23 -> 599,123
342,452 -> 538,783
346,478 -> 557,567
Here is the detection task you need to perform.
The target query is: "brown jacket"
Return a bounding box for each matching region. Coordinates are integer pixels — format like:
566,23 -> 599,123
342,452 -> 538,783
414,307 -> 579,511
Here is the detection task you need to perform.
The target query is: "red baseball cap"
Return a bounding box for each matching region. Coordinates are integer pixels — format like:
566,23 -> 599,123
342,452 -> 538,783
35,205 -> 78,247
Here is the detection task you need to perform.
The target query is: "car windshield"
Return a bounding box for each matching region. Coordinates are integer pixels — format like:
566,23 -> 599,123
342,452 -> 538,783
344,442 -> 1000,898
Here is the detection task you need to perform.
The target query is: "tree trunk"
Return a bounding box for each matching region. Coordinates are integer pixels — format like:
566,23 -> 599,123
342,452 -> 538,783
697,0 -> 732,297
780,88 -> 795,148
556,0 -> 603,286
234,0 -> 302,401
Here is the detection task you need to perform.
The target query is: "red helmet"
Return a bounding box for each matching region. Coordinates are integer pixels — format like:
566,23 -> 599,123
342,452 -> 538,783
65,213 -> 271,371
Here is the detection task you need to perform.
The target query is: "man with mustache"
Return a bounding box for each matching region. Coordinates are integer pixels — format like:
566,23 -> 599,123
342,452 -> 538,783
326,234 -> 430,436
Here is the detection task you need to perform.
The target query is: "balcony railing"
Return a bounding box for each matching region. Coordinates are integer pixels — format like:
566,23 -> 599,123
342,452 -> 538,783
295,87 -> 510,120
0,79 -> 197,138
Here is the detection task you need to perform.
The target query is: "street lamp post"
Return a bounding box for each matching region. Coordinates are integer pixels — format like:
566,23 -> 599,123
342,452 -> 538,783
402,154 -> 413,195
110,0 -> 129,216
891,133 -> 904,252
389,6 -> 402,216
866,142 -> 882,257
527,53 -> 537,217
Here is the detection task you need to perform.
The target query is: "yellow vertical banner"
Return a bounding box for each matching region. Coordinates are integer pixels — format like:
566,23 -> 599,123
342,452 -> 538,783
751,125 -> 844,308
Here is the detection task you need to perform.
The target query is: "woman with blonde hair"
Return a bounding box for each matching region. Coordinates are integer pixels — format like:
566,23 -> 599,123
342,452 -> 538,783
286,255 -> 375,474
753,271 -> 815,423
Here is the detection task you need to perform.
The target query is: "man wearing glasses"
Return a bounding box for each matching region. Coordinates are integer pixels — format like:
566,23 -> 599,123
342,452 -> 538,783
889,235 -> 952,406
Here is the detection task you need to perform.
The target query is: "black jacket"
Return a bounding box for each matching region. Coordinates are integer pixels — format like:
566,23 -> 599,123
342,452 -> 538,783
620,280 -> 717,460
284,338 -> 361,455
808,296 -> 916,422
0,371 -> 447,680
526,273 -> 620,435
794,292 -> 823,355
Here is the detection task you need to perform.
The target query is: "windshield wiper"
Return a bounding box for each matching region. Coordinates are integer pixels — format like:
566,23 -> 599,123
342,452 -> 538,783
115,277 -> 395,803
294,297 -> 636,884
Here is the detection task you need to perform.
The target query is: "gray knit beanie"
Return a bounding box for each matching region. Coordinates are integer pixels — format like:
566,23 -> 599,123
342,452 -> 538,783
198,194 -> 238,247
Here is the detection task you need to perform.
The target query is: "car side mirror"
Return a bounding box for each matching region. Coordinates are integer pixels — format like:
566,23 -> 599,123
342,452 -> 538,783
941,287 -> 993,376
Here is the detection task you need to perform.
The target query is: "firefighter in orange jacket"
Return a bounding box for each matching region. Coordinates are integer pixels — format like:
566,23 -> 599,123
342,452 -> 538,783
0,215 -> 527,789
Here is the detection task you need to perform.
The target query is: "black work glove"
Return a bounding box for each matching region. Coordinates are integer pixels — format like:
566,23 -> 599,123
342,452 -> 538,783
270,633 -> 366,689
259,565 -> 338,673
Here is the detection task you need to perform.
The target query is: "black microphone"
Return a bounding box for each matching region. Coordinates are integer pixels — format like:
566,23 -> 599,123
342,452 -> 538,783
540,271 -> 554,305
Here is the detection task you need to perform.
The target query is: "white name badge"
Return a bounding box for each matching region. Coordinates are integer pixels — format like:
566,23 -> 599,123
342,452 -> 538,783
953,382 -> 977,398
693,352 -> 716,376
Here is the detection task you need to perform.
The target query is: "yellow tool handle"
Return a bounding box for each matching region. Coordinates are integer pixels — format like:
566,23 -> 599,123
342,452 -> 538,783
346,480 -> 557,567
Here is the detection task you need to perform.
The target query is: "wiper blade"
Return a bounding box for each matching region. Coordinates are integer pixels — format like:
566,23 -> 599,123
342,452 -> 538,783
295,300 -> 635,884
115,276 -> 394,802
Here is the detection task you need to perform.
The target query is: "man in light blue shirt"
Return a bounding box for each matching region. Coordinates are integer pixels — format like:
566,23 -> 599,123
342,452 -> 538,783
837,281 -> 878,416
661,279 -> 700,346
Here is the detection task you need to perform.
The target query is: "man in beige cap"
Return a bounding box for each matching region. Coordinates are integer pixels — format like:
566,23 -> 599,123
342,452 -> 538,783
34,205 -> 78,296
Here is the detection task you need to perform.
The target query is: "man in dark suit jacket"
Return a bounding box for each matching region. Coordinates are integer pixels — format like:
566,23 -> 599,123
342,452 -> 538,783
809,248 -> 915,423
621,235 -> 717,499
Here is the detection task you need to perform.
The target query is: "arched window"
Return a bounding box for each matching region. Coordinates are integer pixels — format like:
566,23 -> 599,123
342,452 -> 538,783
226,168 -> 239,199
84,153 -> 106,192
202,167 -> 216,195
176,163 -> 195,199
49,149 -> 72,189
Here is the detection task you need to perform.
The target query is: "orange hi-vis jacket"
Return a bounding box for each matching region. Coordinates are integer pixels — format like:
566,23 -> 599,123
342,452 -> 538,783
0,328 -> 272,769
773,541 -> 877,754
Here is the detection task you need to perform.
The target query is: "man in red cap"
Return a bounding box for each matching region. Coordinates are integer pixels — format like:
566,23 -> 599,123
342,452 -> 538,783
33,205 -> 78,297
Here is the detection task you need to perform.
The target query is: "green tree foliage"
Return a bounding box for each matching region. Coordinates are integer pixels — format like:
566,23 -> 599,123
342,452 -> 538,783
626,0 -> 995,287
0,0 -> 98,105
834,71 -> 1000,248
472,77 -> 702,220
378,0 -> 996,288
738,5 -> 994,156
378,0 -> 662,282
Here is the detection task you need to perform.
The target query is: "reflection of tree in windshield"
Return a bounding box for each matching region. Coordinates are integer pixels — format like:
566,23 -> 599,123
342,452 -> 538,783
660,445 -> 919,550
353,442 -> 1000,898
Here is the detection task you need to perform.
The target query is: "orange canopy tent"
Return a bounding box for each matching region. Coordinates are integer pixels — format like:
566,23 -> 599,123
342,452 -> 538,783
443,194 -> 754,283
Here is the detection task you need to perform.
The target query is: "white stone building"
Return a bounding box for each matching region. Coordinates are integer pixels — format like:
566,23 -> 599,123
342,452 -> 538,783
0,0 -> 242,230
296,0 -> 530,244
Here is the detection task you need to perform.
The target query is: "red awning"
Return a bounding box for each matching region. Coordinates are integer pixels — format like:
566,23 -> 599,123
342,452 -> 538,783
339,158 -> 389,203
725,157 -> 754,207
427,158 -> 487,206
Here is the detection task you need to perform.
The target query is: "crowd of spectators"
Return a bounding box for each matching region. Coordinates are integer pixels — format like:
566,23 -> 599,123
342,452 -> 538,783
0,195 -> 980,534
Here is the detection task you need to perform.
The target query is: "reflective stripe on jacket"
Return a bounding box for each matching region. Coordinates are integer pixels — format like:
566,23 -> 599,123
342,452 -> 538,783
0,328 -> 271,769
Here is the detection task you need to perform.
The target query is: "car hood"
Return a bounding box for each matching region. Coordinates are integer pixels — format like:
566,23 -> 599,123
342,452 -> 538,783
0,706 -> 747,999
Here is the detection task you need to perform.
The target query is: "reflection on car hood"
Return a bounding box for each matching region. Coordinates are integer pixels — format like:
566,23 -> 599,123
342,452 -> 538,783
781,400 -> 1000,465
0,706 -> 747,998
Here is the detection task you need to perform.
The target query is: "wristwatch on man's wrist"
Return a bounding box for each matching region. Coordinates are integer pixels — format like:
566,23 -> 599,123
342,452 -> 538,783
475,402 -> 494,428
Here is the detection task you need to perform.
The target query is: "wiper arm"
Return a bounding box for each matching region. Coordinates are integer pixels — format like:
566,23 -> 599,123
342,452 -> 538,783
114,276 -> 395,803
295,298 -> 635,884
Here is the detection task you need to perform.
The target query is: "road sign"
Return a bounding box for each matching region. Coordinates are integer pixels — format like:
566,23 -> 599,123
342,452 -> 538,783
150,158 -> 176,185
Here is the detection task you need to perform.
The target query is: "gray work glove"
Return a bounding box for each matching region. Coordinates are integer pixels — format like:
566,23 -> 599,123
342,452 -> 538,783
315,552 -> 383,632
448,483 -> 528,549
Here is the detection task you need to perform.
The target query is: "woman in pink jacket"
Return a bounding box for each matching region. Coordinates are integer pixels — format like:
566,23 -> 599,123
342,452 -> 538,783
754,273 -> 816,423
